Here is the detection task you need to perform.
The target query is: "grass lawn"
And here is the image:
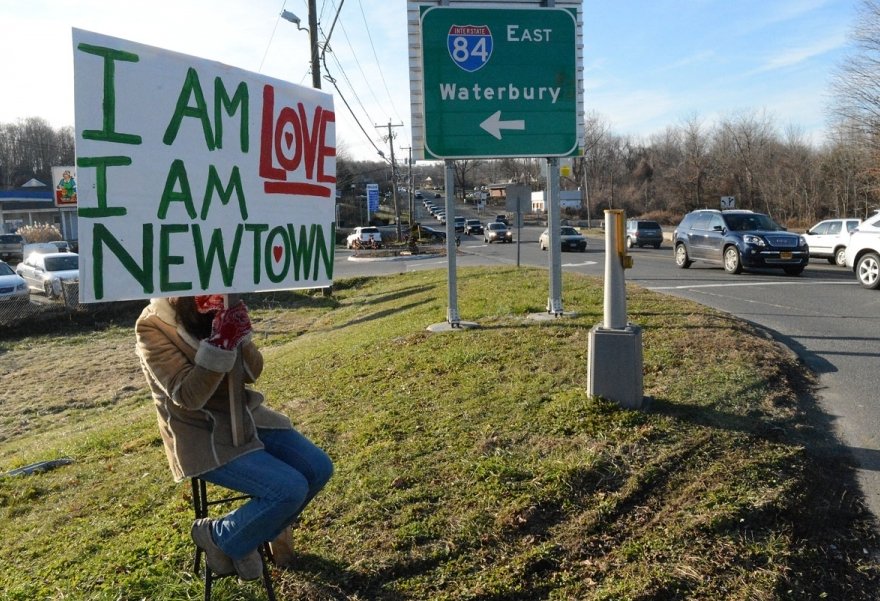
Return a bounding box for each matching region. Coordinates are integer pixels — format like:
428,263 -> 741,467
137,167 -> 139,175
0,266 -> 877,600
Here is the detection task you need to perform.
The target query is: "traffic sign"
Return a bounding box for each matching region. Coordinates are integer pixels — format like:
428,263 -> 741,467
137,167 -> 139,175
420,7 -> 579,159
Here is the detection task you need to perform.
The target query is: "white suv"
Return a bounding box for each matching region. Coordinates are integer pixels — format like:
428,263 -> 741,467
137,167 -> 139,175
845,212 -> 880,289
803,218 -> 861,266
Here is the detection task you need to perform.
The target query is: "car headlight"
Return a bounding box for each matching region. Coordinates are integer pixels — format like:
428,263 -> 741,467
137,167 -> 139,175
743,234 -> 766,246
798,235 -> 808,246
16,282 -> 26,292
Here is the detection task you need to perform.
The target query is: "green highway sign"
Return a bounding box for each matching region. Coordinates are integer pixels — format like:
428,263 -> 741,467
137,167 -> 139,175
420,6 -> 579,159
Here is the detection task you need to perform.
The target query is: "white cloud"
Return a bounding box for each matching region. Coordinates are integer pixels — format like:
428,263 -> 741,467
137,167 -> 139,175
752,31 -> 849,74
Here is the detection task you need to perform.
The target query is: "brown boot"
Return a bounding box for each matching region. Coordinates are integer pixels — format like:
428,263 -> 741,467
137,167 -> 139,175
268,525 -> 296,568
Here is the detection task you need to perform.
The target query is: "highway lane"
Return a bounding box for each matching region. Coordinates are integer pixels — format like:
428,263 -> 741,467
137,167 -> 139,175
335,223 -> 880,521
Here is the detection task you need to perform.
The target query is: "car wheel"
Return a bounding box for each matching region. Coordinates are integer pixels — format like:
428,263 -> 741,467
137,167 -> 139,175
626,237 -> 634,249
723,246 -> 742,274
856,252 -> 880,289
835,247 -> 847,267
783,266 -> 805,276
674,244 -> 692,269
653,243 -> 661,249
43,281 -> 55,298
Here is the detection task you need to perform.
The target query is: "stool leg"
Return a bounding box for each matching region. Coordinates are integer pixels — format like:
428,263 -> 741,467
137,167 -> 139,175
204,566 -> 213,601
261,546 -> 276,601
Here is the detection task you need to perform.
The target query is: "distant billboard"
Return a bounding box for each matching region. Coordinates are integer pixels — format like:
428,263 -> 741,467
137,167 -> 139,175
52,166 -> 77,207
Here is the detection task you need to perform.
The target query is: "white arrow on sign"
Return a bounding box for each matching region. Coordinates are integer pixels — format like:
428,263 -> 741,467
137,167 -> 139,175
480,110 -> 526,140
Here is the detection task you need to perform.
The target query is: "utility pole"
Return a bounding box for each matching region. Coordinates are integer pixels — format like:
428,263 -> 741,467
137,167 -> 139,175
402,146 -> 414,228
377,120 -> 404,240
307,0 -> 321,89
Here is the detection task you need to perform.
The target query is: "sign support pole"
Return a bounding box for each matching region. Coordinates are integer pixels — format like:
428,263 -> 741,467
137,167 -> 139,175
224,293 -> 246,447
547,157 -> 564,315
444,159 -> 461,327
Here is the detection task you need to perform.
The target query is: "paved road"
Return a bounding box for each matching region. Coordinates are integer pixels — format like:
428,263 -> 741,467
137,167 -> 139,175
335,220 -> 880,522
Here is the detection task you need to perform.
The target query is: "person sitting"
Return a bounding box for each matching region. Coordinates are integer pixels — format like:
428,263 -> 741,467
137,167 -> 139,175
135,295 -> 333,580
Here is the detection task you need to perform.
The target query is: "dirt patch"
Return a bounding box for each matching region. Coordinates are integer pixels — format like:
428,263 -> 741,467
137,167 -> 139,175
0,331 -> 145,443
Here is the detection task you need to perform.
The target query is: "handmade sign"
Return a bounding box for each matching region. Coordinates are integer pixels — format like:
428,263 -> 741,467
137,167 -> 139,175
72,29 -> 336,302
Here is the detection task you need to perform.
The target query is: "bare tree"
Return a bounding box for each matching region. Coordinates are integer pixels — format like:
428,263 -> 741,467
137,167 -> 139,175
714,110 -> 776,213
832,0 -> 880,149
452,159 -> 483,201
0,118 -> 75,188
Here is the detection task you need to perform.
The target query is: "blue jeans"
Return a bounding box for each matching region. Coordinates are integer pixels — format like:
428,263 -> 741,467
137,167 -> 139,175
200,428 -> 333,559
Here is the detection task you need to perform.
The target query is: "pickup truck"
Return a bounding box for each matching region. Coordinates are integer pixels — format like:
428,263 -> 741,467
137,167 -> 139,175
0,234 -> 24,263
346,226 -> 383,249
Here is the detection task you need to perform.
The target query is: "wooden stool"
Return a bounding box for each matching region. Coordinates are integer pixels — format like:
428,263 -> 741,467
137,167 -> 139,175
190,477 -> 277,601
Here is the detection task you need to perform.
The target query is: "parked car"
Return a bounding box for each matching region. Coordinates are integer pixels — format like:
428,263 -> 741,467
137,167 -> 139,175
484,221 -> 513,243
346,226 -> 383,249
464,219 -> 484,235
845,211 -> 880,289
625,219 -> 663,249
673,209 -> 809,275
539,226 -> 587,252
15,251 -> 79,298
453,216 -> 466,233
803,218 -> 861,266
0,233 -> 24,263
416,225 -> 446,242
0,260 -> 29,305
22,241 -> 70,257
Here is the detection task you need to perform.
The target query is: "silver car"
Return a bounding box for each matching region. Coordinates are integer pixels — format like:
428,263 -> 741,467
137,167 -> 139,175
15,252 -> 79,298
484,222 -> 513,243
0,260 -> 29,304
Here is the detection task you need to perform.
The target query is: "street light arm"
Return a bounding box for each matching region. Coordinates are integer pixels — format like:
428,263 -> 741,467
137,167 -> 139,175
280,9 -> 308,32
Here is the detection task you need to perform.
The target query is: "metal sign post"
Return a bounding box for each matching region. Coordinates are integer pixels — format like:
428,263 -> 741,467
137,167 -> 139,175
546,158 -> 564,315
444,160 -> 461,326
505,184 -> 530,268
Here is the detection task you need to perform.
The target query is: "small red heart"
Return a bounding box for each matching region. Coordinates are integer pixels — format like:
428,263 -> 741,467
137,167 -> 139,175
284,131 -> 294,149
273,246 -> 283,262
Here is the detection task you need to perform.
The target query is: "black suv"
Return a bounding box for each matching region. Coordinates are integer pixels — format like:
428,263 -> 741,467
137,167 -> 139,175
673,209 -> 809,275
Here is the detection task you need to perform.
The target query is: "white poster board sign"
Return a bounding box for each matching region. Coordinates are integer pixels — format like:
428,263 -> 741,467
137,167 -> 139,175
72,29 -> 336,303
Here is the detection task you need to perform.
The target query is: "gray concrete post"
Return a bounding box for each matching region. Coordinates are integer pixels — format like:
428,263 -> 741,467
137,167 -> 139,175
587,209 -> 644,409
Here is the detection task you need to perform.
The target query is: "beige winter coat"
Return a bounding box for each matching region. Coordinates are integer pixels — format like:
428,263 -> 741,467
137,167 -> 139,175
135,298 -> 291,482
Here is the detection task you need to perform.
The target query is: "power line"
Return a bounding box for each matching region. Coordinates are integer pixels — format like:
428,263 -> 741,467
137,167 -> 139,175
327,7 -> 391,126
258,2 -> 286,73
322,53 -> 386,158
356,0 -> 403,124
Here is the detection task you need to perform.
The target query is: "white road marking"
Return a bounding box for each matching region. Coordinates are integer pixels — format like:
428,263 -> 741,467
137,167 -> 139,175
648,280 -> 857,290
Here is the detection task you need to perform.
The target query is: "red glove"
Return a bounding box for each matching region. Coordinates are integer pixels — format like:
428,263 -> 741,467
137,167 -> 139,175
195,294 -> 225,314
207,302 -> 252,350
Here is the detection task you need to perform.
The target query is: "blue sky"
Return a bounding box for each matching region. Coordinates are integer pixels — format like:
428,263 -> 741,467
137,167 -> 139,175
0,0 -> 861,160
583,0 -> 857,142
